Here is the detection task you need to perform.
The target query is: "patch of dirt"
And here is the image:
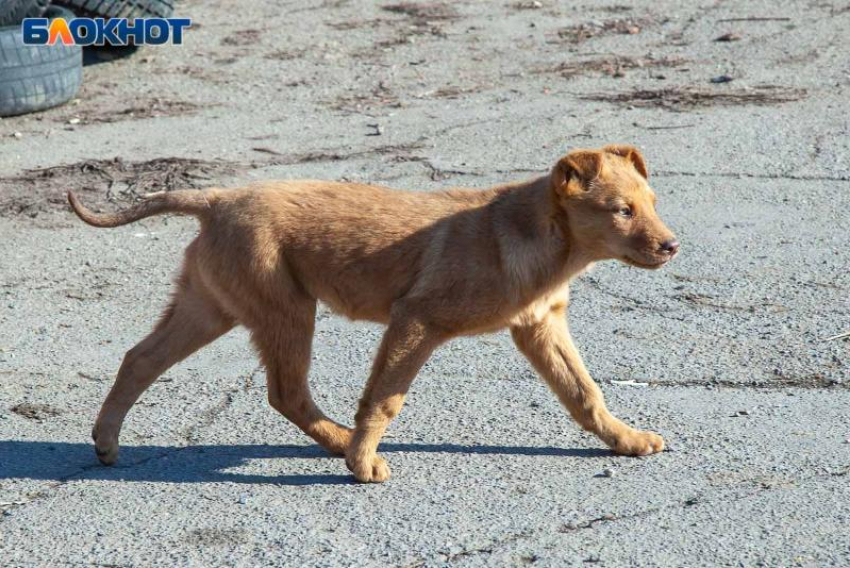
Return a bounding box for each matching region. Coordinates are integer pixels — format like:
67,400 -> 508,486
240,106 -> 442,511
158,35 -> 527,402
596,4 -> 634,13
1,137 -> 438,220
0,137 -> 441,219
582,86 -> 806,110
164,65 -> 228,85
58,99 -> 209,125
374,2 -> 458,43
326,18 -> 391,31
325,81 -> 401,112
554,17 -> 653,44
11,403 -> 61,420
264,48 -> 308,61
0,157 -> 241,219
426,85 -> 487,99
775,49 -> 820,66
185,528 -> 249,547
540,55 -> 687,79
331,3 -> 456,59
381,2 -> 458,20
221,29 -> 264,47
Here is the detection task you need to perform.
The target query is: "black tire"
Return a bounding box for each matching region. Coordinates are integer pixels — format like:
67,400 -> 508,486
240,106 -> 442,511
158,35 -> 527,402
0,6 -> 83,117
52,0 -> 174,19
0,0 -> 51,27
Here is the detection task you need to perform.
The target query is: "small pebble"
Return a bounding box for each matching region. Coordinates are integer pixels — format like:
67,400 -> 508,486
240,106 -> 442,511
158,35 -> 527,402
597,468 -> 615,478
715,32 -> 742,42
710,75 -> 734,84
12,131 -> 22,138
68,117 -> 81,125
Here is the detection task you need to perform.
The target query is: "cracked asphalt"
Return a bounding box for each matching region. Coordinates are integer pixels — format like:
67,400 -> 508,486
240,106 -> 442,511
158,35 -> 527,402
1,0 -> 849,566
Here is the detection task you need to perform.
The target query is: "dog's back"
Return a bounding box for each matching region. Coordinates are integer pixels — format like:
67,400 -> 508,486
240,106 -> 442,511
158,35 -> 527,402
198,181 -> 500,323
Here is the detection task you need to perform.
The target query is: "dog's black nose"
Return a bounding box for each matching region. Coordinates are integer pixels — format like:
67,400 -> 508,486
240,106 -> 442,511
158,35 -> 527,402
660,239 -> 680,255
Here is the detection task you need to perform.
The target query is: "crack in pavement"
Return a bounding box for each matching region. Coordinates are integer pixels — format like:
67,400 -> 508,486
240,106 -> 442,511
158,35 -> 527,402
405,498 -> 705,565
253,138 -> 429,168
655,170 -> 850,182
1,367 -> 261,519
182,388 -> 239,443
416,465 -> 847,564
582,277 -> 795,319
581,277 -> 690,322
641,374 -> 847,390
403,530 -> 534,567
393,156 -> 486,182
13,561 -> 132,568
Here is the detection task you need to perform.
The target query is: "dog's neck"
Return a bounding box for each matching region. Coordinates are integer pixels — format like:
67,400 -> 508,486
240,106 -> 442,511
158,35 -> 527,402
492,175 -> 597,303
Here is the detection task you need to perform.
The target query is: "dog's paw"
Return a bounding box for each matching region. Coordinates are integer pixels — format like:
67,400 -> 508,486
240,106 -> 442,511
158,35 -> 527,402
346,454 -> 391,483
610,429 -> 665,456
91,426 -> 119,466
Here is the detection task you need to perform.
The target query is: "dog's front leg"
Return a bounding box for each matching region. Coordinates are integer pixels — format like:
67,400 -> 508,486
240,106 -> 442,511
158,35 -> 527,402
346,313 -> 443,483
510,308 -> 664,456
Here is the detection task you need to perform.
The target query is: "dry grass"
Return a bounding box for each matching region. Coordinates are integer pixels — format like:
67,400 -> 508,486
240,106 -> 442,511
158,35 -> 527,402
555,17 -> 652,44
582,86 -> 807,110
381,2 -> 458,20
0,157 -> 239,218
325,81 -> 401,112
541,55 -> 687,79
11,403 -> 61,420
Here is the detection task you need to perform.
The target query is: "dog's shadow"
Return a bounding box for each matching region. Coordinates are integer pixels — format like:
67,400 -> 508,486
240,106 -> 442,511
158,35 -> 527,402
0,441 -> 609,486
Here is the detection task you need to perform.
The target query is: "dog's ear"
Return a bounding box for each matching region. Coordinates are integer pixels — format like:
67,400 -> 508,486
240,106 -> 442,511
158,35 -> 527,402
552,150 -> 604,196
603,144 -> 648,179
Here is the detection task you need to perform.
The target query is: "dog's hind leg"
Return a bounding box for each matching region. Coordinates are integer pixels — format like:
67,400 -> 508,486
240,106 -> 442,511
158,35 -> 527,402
92,264 -> 235,465
253,299 -> 353,456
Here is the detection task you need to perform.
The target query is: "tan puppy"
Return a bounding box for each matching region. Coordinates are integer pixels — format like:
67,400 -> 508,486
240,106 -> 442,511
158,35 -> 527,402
69,144 -> 679,483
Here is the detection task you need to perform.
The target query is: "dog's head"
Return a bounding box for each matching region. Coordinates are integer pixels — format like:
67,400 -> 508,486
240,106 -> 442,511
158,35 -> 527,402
550,145 -> 678,269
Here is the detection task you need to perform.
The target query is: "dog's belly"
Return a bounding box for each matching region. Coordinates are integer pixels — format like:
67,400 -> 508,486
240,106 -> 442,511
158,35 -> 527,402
314,285 -> 393,324
294,257 -> 413,324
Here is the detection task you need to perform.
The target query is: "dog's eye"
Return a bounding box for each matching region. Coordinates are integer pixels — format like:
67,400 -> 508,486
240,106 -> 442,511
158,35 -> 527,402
618,206 -> 633,218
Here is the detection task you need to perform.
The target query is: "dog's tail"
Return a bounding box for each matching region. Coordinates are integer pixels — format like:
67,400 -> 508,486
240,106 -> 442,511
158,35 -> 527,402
67,189 -> 215,228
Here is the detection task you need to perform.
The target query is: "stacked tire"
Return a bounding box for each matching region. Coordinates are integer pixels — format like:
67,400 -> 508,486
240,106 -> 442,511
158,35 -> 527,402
0,0 -> 51,26
0,0 -> 175,117
0,4 -> 83,117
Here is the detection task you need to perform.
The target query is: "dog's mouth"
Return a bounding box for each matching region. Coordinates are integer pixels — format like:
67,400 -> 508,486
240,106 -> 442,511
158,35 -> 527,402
622,256 -> 670,270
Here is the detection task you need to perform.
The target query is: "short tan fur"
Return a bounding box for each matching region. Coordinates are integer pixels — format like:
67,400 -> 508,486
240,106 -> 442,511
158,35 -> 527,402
69,145 -> 678,483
